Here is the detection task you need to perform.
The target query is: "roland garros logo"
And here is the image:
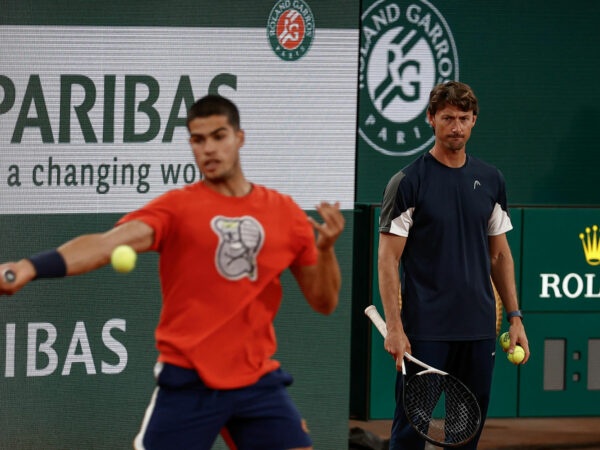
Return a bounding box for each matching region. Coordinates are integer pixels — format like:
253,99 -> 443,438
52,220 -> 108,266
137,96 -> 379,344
267,0 -> 315,61
359,0 -> 459,156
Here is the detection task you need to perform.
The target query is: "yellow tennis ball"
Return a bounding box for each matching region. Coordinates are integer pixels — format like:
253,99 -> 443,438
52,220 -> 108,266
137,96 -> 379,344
499,332 -> 511,351
111,245 -> 137,273
507,345 -> 525,365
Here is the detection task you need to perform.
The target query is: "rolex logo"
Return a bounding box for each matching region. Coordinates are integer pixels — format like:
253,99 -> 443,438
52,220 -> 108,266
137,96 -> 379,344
579,225 -> 600,266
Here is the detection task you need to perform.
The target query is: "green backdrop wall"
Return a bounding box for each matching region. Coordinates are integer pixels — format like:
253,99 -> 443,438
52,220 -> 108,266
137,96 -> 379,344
357,0 -> 600,207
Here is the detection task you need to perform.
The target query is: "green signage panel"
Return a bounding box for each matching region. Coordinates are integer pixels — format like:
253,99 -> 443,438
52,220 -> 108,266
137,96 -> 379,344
518,313 -> 600,417
521,209 -> 600,312
357,0 -> 600,207
0,214 -> 160,448
0,211 -> 355,449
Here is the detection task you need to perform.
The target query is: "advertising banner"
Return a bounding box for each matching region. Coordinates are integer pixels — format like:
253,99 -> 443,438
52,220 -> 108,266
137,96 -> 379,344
1,5 -> 358,214
522,209 -> 600,312
0,1 -> 359,448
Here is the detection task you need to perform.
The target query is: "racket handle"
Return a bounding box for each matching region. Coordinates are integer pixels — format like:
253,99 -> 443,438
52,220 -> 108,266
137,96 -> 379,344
3,270 -> 16,283
364,305 -> 388,337
365,305 -> 411,373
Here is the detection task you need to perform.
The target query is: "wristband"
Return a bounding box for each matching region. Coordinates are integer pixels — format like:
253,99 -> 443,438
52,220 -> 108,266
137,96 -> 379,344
506,310 -> 523,322
27,249 -> 67,279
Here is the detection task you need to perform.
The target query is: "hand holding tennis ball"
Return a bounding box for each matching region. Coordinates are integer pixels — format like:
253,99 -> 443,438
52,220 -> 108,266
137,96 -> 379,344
507,345 -> 525,365
111,245 -> 137,273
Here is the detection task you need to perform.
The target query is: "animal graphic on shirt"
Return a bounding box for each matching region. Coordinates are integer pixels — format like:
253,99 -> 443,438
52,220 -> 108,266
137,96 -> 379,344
211,216 -> 265,281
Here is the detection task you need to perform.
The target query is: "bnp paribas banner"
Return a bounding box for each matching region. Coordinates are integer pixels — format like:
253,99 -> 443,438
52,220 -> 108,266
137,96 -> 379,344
0,1 -> 357,214
522,209 -> 600,312
0,2 -> 358,449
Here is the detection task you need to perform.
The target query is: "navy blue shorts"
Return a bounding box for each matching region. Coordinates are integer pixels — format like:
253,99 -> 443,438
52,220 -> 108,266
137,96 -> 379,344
133,363 -> 312,450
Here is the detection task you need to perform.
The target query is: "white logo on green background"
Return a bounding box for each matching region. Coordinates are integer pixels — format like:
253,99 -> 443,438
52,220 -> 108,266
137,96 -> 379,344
267,0 -> 315,61
359,0 -> 459,156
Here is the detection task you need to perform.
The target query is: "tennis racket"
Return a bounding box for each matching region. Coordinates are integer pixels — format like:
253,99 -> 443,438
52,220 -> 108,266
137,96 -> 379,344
364,305 -> 481,447
3,269 -> 16,283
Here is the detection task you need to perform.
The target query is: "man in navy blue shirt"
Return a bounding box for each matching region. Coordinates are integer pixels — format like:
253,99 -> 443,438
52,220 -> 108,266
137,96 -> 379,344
378,81 -> 529,450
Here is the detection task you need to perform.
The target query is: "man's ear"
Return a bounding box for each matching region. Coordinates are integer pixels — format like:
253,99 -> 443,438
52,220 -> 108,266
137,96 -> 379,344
237,129 -> 245,147
427,112 -> 435,128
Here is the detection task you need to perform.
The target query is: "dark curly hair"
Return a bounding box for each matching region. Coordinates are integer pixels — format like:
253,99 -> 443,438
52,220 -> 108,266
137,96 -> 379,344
427,81 -> 479,116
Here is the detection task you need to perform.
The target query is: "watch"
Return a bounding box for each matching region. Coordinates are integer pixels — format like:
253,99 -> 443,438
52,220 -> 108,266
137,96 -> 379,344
506,310 -> 523,322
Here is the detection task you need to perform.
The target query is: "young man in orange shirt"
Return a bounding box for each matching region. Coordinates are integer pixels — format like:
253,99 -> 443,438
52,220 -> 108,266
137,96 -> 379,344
0,95 -> 345,450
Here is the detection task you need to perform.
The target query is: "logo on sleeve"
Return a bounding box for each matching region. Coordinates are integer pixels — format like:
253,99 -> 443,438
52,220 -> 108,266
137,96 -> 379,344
211,216 -> 265,281
359,1 -> 459,156
267,0 -> 315,61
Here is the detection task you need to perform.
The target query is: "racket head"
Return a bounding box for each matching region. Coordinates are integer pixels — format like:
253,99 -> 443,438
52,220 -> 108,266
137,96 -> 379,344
403,370 -> 481,447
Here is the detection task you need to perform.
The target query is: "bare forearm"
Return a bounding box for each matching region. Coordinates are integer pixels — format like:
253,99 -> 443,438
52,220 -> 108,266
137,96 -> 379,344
377,234 -> 410,369
491,249 -> 529,361
490,252 -> 519,312
377,234 -> 405,332
292,246 -> 341,315
1,220 -> 154,295
58,233 -> 114,275
378,259 -> 403,333
298,201 -> 345,315
309,248 -> 341,314
1,232 -> 113,292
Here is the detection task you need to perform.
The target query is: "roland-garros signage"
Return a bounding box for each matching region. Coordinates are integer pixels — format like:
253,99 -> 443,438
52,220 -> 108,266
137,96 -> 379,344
267,0 -> 315,61
358,0 -> 459,157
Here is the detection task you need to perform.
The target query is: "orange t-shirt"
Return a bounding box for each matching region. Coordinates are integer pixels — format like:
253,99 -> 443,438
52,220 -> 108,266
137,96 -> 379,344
117,182 -> 317,389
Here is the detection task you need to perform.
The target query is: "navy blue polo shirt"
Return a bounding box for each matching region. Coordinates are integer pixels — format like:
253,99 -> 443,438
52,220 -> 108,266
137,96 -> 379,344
379,152 -> 513,340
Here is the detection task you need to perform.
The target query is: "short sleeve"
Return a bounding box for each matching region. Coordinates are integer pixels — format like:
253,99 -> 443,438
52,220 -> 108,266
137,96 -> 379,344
116,190 -> 179,251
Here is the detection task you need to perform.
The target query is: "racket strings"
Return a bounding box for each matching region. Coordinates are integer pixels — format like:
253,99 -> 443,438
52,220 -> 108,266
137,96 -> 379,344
404,372 -> 481,446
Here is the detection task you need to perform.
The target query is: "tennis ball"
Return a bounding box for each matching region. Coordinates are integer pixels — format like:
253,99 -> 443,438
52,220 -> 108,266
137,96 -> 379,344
507,345 -> 525,365
499,332 -> 511,351
111,245 -> 137,273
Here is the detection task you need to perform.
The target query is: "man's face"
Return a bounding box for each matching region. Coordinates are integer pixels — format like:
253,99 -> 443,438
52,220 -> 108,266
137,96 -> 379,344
188,115 -> 245,182
428,104 -> 477,152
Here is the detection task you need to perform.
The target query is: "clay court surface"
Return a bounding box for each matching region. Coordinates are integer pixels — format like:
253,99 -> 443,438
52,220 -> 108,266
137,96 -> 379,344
349,417 -> 600,449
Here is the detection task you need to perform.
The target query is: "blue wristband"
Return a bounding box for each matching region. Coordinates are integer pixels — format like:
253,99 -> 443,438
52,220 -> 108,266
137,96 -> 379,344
27,249 -> 67,279
506,310 -> 523,322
